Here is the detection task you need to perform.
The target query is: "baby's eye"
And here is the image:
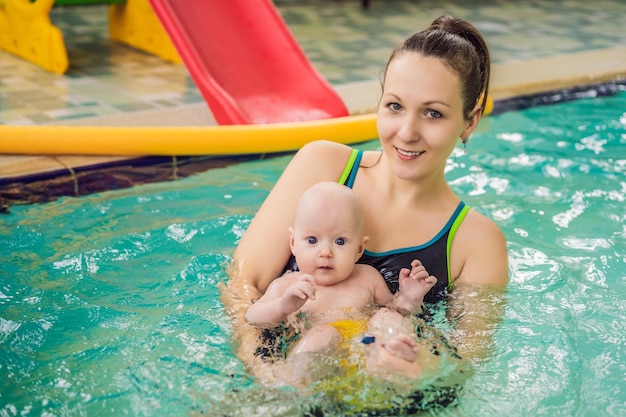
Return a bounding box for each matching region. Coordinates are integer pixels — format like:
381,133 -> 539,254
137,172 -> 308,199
335,238 -> 346,246
387,102 -> 402,112
426,109 -> 442,119
307,237 -> 317,244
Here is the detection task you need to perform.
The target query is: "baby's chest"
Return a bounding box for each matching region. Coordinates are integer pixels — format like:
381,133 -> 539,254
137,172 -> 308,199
310,285 -> 375,312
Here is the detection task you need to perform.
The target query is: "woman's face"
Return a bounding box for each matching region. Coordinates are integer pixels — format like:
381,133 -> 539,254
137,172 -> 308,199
376,53 -> 479,181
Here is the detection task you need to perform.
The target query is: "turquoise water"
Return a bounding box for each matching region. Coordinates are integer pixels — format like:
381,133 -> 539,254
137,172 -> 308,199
1,91 -> 625,416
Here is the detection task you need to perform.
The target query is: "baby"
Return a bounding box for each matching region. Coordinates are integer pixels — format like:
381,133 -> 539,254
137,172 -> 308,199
245,182 -> 436,382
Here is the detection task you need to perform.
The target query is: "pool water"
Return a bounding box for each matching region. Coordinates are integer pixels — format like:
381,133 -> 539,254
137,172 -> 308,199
1,91 -> 625,416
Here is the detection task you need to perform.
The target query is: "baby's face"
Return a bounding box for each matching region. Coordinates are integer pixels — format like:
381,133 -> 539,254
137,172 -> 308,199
291,206 -> 363,286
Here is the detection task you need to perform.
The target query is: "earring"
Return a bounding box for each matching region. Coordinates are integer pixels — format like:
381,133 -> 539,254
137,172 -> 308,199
461,137 -> 468,154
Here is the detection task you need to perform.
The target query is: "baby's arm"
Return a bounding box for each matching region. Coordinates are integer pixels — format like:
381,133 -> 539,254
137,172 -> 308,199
245,273 -> 316,327
391,260 -> 437,315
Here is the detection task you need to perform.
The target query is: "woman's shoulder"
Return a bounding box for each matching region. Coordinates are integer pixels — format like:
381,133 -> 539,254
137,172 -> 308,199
454,208 -> 509,285
465,209 -> 505,239
459,209 -> 507,255
289,140 -> 357,181
296,140 -> 354,161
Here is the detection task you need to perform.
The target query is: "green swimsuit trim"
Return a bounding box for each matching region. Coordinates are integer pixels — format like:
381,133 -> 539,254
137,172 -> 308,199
337,149 -> 359,185
446,204 -> 471,288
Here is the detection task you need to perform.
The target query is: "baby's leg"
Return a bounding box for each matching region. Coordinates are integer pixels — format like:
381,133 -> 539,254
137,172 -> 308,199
368,307 -> 415,337
283,325 -> 342,387
290,324 -> 341,354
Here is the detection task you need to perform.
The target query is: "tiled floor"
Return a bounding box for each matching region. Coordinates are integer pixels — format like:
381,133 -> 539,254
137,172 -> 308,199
1,0 -> 625,125
0,0 -> 625,208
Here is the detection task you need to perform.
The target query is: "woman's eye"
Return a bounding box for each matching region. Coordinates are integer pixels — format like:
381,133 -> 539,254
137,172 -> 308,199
388,102 -> 402,112
307,237 -> 317,244
426,109 -> 442,119
335,238 -> 345,246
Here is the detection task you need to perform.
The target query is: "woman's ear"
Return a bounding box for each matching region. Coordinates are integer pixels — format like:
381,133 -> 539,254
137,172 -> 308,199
462,103 -> 483,140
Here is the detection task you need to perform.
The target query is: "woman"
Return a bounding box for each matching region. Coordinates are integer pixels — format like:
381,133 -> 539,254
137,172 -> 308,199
224,15 -> 508,381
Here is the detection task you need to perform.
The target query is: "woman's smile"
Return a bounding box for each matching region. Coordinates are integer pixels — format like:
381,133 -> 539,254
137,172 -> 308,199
395,146 -> 425,159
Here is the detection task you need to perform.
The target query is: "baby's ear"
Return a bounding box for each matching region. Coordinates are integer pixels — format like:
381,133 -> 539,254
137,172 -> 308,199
357,235 -> 369,258
288,227 -> 295,249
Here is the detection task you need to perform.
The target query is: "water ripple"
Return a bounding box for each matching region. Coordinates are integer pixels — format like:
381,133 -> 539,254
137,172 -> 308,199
508,246 -> 563,294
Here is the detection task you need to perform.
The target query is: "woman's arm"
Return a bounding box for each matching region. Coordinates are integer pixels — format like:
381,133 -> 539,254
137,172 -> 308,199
450,209 -> 508,360
447,282 -> 507,361
231,141 -> 353,295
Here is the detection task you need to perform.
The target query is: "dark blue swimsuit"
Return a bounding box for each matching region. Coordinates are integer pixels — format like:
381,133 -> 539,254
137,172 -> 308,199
283,149 -> 470,304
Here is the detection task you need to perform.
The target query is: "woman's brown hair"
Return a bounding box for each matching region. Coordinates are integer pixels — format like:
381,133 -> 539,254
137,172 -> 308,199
382,15 -> 491,119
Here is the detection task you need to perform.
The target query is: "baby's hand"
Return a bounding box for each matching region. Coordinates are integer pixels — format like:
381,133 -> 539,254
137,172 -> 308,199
282,274 -> 316,313
398,260 -> 437,305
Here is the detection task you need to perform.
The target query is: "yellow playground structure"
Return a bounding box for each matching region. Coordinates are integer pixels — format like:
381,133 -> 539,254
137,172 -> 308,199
0,0 -> 180,74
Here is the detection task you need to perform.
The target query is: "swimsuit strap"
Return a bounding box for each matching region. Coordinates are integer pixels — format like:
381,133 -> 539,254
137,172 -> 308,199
338,149 -> 363,187
446,203 -> 471,287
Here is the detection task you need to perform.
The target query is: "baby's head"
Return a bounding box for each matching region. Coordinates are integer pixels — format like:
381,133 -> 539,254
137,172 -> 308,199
290,182 -> 368,285
295,182 -> 364,231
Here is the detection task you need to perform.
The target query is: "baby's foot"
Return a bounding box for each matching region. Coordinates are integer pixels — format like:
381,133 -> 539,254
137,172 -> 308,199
380,334 -> 418,362
366,334 -> 423,379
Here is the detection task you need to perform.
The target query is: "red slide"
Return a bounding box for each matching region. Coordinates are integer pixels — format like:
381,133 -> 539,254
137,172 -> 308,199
148,0 -> 349,125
